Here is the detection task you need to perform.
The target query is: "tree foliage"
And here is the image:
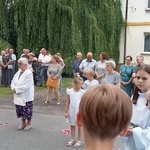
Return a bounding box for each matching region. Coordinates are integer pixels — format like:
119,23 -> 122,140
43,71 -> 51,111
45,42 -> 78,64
0,0 -> 123,75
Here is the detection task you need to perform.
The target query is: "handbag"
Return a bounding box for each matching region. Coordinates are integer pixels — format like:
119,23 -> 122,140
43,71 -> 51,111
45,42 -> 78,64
46,77 -> 58,88
8,64 -> 13,69
14,96 -> 26,106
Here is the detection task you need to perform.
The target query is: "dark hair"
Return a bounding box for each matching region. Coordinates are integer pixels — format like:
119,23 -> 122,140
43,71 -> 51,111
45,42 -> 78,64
132,64 -> 150,106
125,55 -> 132,61
100,52 -> 107,60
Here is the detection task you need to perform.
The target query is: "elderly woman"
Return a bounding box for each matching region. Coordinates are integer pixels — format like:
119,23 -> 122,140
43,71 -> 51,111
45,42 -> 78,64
43,54 -> 62,106
101,60 -> 120,88
11,58 -> 34,131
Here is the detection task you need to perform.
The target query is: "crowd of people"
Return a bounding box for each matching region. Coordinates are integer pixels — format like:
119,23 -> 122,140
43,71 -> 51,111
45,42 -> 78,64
69,51 -> 150,149
0,48 -> 150,150
0,47 -> 65,131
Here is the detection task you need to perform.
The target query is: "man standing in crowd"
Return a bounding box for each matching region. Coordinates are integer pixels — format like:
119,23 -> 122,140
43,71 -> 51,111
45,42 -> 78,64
79,52 -> 96,81
132,55 -> 145,84
37,48 -> 51,87
21,49 -> 30,57
72,52 -> 83,77
133,55 -> 145,72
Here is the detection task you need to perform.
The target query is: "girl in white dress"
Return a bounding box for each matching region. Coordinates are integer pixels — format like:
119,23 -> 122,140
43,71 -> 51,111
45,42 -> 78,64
65,74 -> 85,148
123,64 -> 150,150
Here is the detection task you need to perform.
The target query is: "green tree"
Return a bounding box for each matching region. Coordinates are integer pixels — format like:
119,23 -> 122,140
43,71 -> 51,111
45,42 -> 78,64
0,0 -> 123,75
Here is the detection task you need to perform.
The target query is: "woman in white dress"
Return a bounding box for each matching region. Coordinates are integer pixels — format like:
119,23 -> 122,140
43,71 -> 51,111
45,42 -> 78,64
123,64 -> 150,150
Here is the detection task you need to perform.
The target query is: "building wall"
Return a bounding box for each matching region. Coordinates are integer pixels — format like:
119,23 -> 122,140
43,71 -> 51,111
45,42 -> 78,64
119,0 -> 150,64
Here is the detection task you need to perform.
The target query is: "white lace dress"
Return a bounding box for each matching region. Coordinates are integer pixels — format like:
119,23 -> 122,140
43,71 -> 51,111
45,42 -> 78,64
66,88 -> 85,126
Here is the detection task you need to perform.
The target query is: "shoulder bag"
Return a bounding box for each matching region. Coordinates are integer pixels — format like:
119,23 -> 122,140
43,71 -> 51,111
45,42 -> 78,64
46,77 -> 58,88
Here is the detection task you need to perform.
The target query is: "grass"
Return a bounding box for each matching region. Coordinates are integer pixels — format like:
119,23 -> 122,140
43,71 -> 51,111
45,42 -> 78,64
0,77 -> 73,97
62,77 -> 73,88
0,85 -> 13,97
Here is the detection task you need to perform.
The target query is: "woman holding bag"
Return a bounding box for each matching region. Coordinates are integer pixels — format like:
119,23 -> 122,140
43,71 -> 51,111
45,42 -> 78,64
11,57 -> 34,131
43,54 -> 62,106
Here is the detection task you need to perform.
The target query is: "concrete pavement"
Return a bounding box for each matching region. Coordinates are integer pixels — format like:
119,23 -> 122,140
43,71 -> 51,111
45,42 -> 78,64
0,108 -> 124,150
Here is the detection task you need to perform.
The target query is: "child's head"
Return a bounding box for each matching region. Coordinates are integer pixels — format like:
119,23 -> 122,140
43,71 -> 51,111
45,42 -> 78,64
133,64 -> 150,105
78,83 -> 132,140
136,64 -> 150,90
73,74 -> 83,88
86,69 -> 95,79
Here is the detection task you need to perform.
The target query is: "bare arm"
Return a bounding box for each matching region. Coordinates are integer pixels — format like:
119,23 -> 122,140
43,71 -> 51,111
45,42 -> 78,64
116,82 -> 120,88
79,68 -> 87,76
5,59 -> 12,66
53,73 -> 61,79
121,77 -> 134,85
61,59 -> 65,69
96,73 -> 104,79
65,95 -> 70,118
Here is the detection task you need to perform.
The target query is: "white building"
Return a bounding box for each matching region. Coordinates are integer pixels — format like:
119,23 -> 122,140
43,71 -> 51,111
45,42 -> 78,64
120,0 -> 150,64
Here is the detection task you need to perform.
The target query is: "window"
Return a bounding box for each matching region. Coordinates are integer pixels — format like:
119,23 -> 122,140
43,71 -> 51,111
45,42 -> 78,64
144,33 -> 150,52
148,0 -> 150,8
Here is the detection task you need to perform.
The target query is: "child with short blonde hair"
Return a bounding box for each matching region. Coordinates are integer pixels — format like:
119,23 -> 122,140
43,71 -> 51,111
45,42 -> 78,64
83,69 -> 99,90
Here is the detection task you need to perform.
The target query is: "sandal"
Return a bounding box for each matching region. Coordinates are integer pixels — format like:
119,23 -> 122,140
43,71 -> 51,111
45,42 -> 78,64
43,101 -> 49,105
57,102 -> 60,106
73,140 -> 82,148
67,139 -> 75,147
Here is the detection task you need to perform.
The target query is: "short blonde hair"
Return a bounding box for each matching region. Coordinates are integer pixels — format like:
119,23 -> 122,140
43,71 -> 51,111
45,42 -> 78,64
86,69 -> 95,77
77,52 -> 82,57
79,83 -> 132,139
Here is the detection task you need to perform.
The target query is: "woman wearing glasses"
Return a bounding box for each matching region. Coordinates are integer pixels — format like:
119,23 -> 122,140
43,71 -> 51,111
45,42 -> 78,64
119,56 -> 134,97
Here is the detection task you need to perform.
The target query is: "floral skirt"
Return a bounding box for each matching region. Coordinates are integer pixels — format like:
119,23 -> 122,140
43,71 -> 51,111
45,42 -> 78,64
15,101 -> 33,120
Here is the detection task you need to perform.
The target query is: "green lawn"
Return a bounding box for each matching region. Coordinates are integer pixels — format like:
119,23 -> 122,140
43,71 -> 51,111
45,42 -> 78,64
62,77 -> 73,88
0,77 -> 73,97
0,85 -> 13,97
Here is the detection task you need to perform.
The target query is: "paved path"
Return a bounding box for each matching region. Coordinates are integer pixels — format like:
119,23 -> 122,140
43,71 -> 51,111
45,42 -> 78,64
0,108 -> 124,150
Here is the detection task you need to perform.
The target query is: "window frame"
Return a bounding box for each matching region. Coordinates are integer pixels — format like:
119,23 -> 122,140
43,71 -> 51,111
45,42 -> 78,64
148,0 -> 150,8
144,33 -> 150,52
145,0 -> 150,10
